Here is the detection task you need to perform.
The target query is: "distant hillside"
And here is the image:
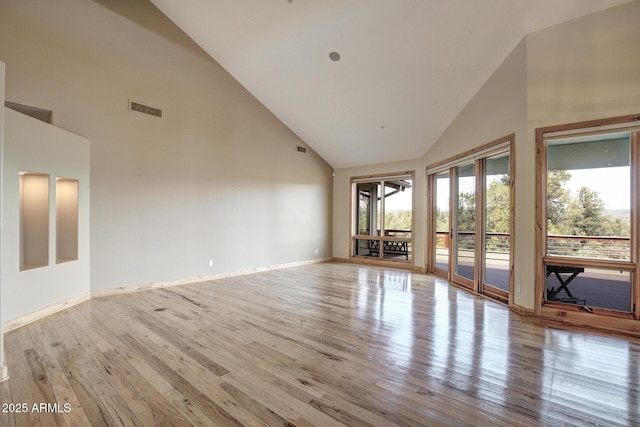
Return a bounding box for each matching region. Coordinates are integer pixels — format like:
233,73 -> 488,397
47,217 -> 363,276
605,209 -> 631,222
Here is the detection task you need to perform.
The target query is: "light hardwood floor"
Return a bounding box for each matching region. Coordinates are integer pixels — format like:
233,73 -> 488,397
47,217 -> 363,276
1,262 -> 639,426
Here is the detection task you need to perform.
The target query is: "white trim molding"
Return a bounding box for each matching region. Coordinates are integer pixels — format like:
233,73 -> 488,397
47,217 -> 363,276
3,258 -> 333,332
3,292 -> 91,333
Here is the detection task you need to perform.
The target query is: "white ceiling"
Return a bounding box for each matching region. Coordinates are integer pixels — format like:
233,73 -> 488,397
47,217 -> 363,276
149,0 -> 628,169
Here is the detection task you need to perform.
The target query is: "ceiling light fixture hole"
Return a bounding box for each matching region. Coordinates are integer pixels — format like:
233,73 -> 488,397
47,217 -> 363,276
329,51 -> 341,62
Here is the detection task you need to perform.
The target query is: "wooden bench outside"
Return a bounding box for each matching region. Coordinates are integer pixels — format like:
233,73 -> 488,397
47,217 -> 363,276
369,239 -> 409,260
546,264 -> 586,305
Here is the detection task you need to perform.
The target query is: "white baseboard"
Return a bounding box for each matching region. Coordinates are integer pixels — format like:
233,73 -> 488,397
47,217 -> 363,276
3,258 -> 333,333
3,292 -> 91,333
91,257 -> 332,298
89,275 -> 209,298
0,364 -> 8,382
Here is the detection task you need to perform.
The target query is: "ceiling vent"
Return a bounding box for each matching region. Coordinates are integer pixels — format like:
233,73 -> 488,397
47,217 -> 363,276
129,100 -> 162,118
297,146 -> 307,153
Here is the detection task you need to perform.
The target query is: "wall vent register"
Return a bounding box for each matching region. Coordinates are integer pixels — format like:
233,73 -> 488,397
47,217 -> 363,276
129,100 -> 163,118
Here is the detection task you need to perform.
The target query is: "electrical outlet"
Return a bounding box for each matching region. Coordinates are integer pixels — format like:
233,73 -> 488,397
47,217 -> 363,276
208,259 -> 213,267
315,249 -> 319,255
516,283 -> 522,293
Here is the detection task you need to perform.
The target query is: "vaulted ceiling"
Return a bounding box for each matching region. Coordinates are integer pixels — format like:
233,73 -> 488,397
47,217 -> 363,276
149,0 -> 628,169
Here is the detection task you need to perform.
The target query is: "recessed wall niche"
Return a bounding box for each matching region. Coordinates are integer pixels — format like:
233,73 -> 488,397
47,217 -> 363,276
4,106 -> 89,324
19,171 -> 50,270
56,177 -> 79,263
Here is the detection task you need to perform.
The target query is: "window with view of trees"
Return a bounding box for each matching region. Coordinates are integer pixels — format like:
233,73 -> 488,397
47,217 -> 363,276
352,174 -> 413,263
546,133 -> 631,262
541,128 -> 636,314
428,135 -> 513,303
484,153 -> 511,293
454,162 -> 476,282
434,172 -> 450,272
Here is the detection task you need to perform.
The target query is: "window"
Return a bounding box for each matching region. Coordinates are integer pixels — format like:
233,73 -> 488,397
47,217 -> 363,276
546,133 -> 630,261
433,172 -> 450,272
352,173 -> 413,264
537,115 -> 640,318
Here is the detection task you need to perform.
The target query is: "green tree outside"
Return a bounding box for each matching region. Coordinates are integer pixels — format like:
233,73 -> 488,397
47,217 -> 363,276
547,171 -> 629,259
436,171 -> 629,257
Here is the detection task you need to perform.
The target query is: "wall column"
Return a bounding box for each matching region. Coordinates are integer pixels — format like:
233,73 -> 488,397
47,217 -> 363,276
0,61 -> 9,381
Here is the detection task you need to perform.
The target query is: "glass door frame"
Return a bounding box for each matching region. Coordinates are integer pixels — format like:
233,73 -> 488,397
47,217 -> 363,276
451,161 -> 478,290
430,171 -> 451,278
350,171 -> 415,267
427,135 -> 515,303
479,151 -> 514,304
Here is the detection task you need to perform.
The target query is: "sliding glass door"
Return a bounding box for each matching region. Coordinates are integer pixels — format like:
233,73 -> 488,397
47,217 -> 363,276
428,136 -> 514,303
433,172 -> 450,274
483,153 -> 511,301
453,162 -> 476,288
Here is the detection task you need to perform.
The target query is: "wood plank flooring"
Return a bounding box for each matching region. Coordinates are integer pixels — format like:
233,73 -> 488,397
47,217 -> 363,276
1,262 -> 640,426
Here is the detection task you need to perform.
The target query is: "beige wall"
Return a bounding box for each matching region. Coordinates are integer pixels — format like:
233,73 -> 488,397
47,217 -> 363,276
421,38 -> 528,167
527,1 -> 640,130
0,0 -> 332,295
